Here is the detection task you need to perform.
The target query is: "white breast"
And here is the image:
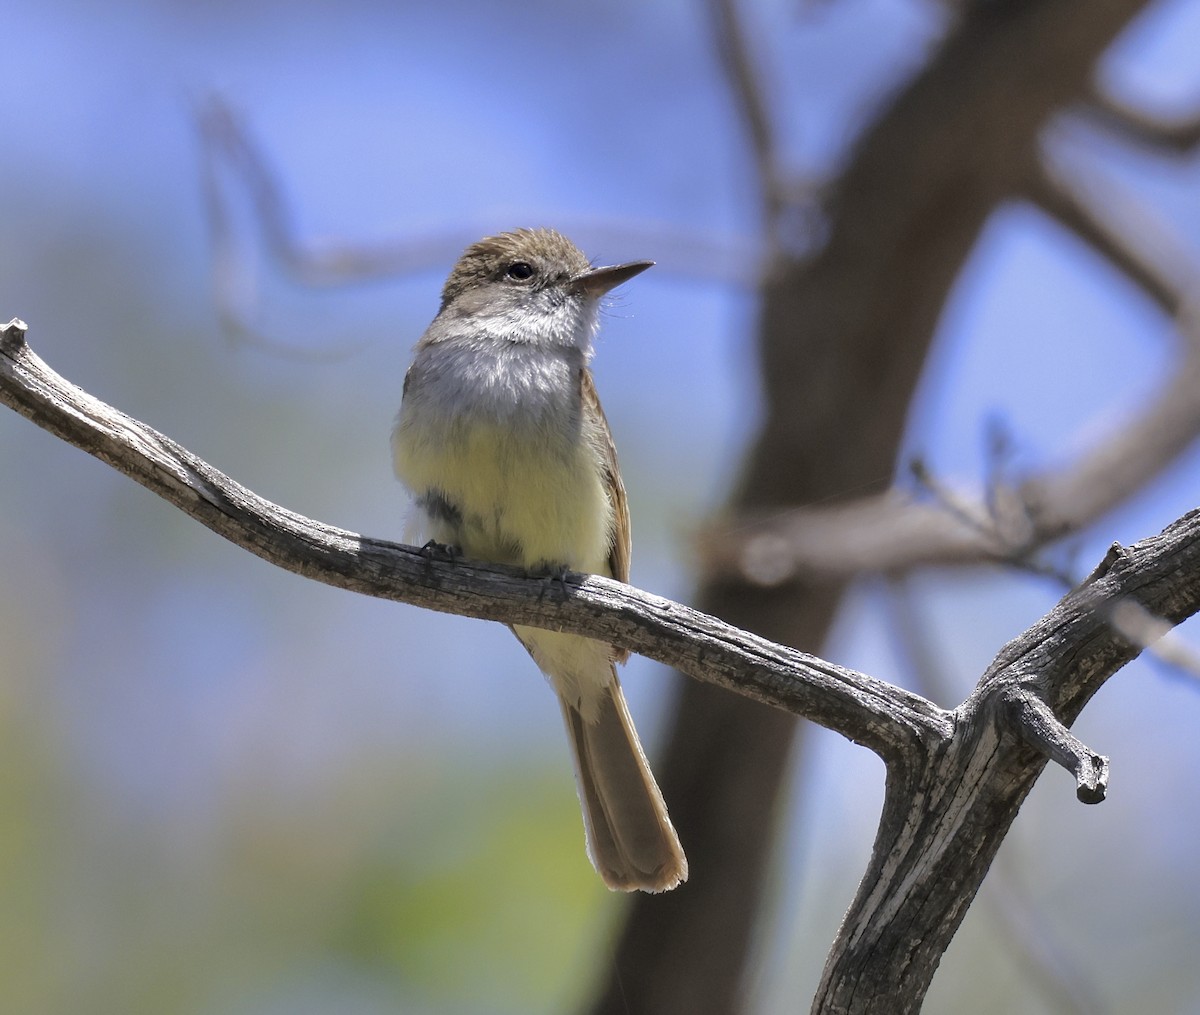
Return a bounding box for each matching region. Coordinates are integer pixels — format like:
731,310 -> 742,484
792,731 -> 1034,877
392,338 -> 612,573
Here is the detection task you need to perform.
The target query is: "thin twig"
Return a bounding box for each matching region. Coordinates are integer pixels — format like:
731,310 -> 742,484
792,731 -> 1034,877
196,95 -> 767,357
707,0 -> 787,231
1025,149 -> 1191,317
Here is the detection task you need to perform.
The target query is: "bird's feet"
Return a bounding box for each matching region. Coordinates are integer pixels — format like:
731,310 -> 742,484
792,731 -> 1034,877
419,539 -> 461,575
534,562 -> 572,603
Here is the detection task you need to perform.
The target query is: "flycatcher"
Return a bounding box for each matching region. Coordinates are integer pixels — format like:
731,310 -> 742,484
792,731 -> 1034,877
392,228 -> 687,892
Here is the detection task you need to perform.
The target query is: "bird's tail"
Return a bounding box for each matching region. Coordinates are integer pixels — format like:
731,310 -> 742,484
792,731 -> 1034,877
560,675 -> 687,893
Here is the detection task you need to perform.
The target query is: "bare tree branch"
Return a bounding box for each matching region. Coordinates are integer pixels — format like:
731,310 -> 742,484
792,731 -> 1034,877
197,97 -> 470,288
701,106 -> 1200,594
596,3 -> 1158,1012
814,517 -> 1200,1012
196,97 -> 766,355
880,575 -> 1111,1014
1080,89 -> 1200,153
707,0 -> 786,227
701,320 -> 1200,585
5,315 -> 1200,1013
1025,148 -> 1193,316
1005,690 -> 1110,803
0,319 -> 945,756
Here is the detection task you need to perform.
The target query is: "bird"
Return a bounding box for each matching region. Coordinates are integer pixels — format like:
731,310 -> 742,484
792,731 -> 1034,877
391,228 -> 687,892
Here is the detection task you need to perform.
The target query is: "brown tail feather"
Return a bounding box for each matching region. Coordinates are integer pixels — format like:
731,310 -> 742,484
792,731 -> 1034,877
560,675 -> 687,893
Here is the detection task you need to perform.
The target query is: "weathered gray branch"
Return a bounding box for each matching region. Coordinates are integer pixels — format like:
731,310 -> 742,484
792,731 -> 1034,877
1005,689 -> 1109,803
814,512 -> 1200,1013
6,313 -> 1200,1013
879,574 -> 1110,1013
0,318 -> 944,759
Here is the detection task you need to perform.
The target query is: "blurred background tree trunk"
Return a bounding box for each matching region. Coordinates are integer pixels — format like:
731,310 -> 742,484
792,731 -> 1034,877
589,2 -> 1152,1011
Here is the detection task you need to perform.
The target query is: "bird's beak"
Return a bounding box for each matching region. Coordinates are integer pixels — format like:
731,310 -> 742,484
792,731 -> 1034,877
571,260 -> 654,297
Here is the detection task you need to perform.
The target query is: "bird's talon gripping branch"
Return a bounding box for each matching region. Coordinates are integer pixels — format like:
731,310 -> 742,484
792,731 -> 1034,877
418,540 -> 461,576
534,563 -> 572,603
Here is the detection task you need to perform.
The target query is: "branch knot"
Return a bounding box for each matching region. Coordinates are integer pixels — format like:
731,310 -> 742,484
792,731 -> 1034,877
1,319 -> 28,351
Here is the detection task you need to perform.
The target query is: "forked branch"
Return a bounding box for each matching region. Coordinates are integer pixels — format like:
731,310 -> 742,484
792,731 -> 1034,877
5,316 -> 1200,1013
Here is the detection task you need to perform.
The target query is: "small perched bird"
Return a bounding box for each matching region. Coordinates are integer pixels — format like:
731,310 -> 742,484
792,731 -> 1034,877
392,228 -> 687,892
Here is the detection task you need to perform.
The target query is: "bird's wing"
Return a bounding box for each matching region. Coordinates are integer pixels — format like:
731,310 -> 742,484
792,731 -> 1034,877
581,368 -> 630,587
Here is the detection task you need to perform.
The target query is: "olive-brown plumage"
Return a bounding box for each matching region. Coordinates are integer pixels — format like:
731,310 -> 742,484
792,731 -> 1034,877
392,228 -> 686,892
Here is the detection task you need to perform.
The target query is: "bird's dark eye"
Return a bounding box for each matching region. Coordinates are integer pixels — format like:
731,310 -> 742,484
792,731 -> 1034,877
506,261 -> 535,281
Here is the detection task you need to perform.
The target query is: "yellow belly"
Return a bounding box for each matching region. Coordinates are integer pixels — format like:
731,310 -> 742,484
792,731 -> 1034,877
394,416 -> 613,574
